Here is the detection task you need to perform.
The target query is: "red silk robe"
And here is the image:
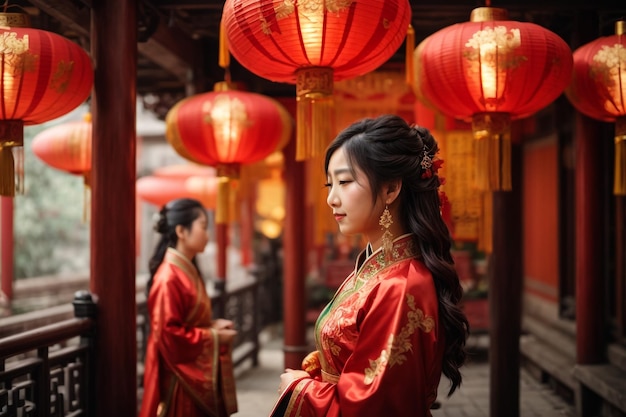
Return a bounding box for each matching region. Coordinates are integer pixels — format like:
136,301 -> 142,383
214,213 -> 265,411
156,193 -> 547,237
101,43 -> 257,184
140,248 -> 237,417
271,234 -> 444,417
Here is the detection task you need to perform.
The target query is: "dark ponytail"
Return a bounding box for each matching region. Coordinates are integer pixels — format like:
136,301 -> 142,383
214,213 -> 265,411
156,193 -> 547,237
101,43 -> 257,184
146,198 -> 206,296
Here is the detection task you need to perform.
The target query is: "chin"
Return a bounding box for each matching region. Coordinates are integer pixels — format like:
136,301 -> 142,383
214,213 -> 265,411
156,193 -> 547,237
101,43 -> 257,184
338,225 -> 356,236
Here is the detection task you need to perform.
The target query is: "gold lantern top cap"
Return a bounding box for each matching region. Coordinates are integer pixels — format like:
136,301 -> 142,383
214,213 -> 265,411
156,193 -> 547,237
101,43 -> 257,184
213,81 -> 246,92
470,7 -> 509,22
0,12 -> 31,28
616,20 -> 625,36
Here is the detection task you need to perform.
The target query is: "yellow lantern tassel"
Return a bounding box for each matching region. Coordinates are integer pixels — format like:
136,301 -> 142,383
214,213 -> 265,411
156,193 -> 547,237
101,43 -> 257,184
307,156 -> 334,247
216,164 -> 240,224
13,145 -> 24,194
0,146 -> 15,197
228,178 -> 240,223
219,16 -> 230,70
216,176 -> 230,225
0,120 -> 25,197
405,24 -> 415,88
83,172 -> 91,223
296,67 -> 335,161
472,112 -> 511,191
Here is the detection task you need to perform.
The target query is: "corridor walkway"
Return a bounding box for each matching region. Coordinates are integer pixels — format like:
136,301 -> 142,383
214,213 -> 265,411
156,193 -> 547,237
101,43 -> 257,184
233,325 -> 575,417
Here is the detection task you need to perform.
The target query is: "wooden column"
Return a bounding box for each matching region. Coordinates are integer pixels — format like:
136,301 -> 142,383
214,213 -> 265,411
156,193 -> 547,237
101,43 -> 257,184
617,197 -> 626,338
489,140 -> 523,417
1,197 -> 13,303
279,98 -> 308,369
90,1 -> 138,416
575,114 -> 605,363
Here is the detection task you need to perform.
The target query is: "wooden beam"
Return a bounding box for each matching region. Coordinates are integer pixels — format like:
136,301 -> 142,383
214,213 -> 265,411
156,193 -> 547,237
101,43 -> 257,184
26,0 -> 199,82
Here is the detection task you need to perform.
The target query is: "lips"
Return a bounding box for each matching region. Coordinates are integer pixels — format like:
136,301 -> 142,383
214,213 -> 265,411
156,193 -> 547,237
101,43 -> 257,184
334,213 -> 346,221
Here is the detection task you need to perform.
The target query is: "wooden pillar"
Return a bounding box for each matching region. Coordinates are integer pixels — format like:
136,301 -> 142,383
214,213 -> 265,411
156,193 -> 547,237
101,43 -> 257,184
279,98 -> 308,369
1,197 -> 13,303
575,114 -> 605,363
90,1 -> 137,416
489,140 -> 523,417
617,197 -> 626,338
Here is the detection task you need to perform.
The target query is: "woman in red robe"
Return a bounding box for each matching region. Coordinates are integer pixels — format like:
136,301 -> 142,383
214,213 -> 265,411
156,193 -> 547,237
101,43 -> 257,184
140,198 -> 238,417
272,115 -> 469,417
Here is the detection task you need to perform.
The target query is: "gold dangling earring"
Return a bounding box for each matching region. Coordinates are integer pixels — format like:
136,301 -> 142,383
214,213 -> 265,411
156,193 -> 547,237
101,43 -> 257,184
379,204 -> 394,263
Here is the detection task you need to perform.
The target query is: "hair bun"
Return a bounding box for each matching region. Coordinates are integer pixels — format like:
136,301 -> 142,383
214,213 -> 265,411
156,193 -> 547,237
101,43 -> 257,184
152,208 -> 168,233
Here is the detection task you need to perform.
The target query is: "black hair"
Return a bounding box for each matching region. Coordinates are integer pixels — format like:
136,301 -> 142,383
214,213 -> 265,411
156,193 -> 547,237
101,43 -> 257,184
146,197 -> 207,296
324,114 -> 469,396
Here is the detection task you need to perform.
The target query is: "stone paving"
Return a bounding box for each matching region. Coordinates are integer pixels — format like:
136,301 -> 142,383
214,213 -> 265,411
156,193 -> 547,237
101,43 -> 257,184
232,326 -> 575,417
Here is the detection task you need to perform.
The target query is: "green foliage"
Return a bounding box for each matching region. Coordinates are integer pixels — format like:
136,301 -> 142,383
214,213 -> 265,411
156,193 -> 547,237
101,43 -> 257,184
13,124 -> 89,279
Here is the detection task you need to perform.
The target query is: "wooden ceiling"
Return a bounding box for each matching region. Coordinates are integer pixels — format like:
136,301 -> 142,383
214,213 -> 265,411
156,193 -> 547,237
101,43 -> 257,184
17,0 -> 626,118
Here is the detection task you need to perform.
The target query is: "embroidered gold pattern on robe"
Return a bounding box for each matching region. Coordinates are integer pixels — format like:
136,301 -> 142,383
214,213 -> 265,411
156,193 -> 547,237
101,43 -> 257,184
272,235 -> 445,417
364,294 -> 435,385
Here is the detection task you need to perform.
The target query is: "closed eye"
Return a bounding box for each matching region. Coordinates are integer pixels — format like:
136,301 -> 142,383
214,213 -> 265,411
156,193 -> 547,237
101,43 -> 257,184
324,180 -> 352,188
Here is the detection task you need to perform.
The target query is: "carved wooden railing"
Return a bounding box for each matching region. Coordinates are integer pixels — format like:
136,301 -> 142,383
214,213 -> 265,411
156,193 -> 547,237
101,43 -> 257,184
0,291 -> 96,417
1,277 -> 261,416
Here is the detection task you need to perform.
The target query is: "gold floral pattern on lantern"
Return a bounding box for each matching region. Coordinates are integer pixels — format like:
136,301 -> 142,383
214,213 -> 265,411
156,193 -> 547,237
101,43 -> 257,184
0,32 -> 36,75
464,26 -> 526,109
50,61 -> 74,93
591,44 -> 626,104
0,31 -> 29,54
263,0 -> 354,31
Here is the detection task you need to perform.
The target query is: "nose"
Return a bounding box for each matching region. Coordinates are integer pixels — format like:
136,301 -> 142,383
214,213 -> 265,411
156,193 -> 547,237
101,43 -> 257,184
327,186 -> 339,208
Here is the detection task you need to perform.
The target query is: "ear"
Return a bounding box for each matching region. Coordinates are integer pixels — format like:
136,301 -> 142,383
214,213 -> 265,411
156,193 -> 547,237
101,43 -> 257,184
384,179 -> 402,205
175,224 -> 186,240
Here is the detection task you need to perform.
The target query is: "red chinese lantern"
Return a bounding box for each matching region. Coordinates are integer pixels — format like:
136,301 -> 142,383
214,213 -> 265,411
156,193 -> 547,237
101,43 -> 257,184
414,7 -> 572,191
0,12 -> 93,196
565,21 -> 626,195
165,82 -> 292,223
222,0 -> 412,160
31,114 -> 92,184
136,175 -> 217,209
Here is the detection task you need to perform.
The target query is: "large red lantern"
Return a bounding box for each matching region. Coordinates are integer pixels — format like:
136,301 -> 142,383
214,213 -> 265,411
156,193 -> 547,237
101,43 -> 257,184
565,21 -> 626,195
0,12 -> 93,196
165,82 -> 292,223
414,7 -> 572,191
222,0 -> 411,160
136,175 -> 217,209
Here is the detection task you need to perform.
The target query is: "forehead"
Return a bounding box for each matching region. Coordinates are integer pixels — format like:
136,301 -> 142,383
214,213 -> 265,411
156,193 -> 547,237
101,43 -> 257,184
327,148 -> 350,172
194,210 -> 208,222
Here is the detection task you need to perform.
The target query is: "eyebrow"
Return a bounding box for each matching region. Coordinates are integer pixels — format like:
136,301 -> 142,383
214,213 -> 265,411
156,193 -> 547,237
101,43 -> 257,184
328,168 -> 351,176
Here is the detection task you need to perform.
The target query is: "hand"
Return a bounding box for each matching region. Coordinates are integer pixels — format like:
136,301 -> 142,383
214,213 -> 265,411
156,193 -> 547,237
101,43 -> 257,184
217,328 -> 237,345
212,318 -> 235,330
278,368 -> 310,394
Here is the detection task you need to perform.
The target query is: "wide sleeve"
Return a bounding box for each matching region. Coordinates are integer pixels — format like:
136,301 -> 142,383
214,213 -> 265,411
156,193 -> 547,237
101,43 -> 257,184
273,267 -> 441,417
